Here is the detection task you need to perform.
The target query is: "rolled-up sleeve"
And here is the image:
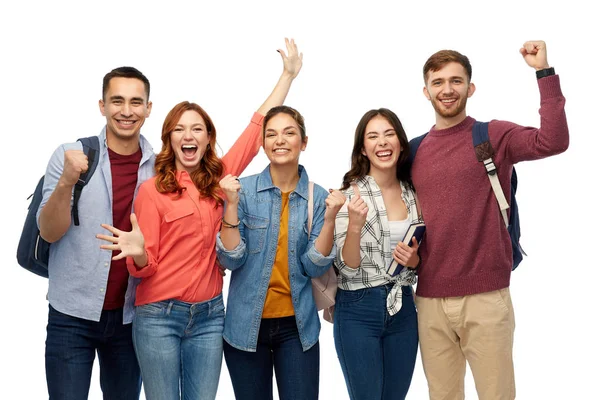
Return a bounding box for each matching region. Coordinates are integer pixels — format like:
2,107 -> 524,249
216,232 -> 247,271
215,202 -> 248,271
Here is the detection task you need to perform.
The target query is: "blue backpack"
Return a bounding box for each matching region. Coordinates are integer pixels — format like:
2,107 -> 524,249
409,121 -> 525,270
16,136 -> 100,277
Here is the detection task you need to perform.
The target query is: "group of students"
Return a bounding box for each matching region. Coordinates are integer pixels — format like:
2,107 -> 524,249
36,38 -> 569,400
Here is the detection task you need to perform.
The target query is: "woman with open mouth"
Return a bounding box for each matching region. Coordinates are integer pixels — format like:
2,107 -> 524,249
96,38 -> 303,400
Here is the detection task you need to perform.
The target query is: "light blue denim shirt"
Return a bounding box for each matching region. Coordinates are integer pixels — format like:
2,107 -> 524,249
36,127 -> 155,323
216,165 -> 336,352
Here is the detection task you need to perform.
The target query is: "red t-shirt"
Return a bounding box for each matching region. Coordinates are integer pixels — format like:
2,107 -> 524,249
103,147 -> 142,310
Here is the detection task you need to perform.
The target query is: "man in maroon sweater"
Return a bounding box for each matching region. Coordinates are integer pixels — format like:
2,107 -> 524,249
411,41 -> 569,400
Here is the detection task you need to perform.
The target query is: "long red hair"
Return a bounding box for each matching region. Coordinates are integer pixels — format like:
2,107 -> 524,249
154,101 -> 224,206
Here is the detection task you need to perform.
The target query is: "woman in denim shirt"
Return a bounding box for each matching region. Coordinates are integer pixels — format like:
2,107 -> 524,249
332,108 -> 422,400
216,105 -> 345,400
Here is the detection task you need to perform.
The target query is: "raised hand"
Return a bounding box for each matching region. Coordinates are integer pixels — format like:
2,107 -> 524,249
348,184 -> 368,232
278,38 -> 303,79
520,40 -> 550,71
324,189 -> 346,223
393,237 -> 420,268
97,214 -> 146,262
219,174 -> 241,204
60,150 -> 89,186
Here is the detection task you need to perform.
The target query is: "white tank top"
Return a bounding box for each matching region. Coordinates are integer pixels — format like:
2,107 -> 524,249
388,216 -> 412,251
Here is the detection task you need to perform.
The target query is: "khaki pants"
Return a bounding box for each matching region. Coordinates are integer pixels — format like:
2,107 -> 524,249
416,288 -> 516,400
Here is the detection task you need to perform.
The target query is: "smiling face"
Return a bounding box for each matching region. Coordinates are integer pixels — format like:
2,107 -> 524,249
170,110 -> 210,174
99,77 -> 152,142
263,112 -> 307,167
361,115 -> 403,175
424,61 -> 475,127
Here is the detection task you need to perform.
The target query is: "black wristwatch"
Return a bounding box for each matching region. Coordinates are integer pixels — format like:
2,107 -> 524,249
536,67 -> 555,80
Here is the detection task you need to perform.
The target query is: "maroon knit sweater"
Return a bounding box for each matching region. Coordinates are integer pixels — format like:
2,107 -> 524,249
412,75 -> 568,298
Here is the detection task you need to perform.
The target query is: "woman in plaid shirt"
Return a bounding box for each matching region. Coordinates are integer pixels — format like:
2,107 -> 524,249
333,108 -> 421,400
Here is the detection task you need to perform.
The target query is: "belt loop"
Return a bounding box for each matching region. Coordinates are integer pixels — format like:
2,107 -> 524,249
166,301 -> 174,316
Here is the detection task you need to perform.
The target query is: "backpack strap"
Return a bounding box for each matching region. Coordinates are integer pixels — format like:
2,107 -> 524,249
72,136 -> 100,226
307,181 -> 314,237
471,122 -> 510,227
408,132 -> 429,165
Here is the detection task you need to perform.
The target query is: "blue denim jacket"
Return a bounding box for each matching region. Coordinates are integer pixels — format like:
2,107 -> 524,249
36,127 -> 155,323
216,165 -> 336,352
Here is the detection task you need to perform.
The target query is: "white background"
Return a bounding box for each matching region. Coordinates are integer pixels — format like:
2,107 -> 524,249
1,1 -> 597,399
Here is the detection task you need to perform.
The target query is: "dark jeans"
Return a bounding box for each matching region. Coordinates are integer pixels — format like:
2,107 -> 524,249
334,285 -> 418,400
223,315 -> 319,400
45,305 -> 141,400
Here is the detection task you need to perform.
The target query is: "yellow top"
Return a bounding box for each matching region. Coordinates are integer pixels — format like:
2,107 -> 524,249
262,191 -> 295,318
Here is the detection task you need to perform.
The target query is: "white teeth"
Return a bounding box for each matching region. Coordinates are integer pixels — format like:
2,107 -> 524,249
274,149 -> 289,153
119,120 -> 135,124
182,145 -> 197,149
376,151 -> 392,157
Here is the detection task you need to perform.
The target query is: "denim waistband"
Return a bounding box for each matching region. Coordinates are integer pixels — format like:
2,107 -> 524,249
150,293 -> 223,315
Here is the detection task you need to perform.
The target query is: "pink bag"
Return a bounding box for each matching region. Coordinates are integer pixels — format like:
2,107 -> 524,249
308,182 -> 336,323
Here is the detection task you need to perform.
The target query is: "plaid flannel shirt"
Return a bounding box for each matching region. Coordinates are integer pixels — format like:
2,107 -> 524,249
333,175 -> 419,315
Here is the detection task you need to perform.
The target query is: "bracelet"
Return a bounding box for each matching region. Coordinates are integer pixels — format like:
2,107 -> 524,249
536,67 -> 555,80
221,217 -> 240,229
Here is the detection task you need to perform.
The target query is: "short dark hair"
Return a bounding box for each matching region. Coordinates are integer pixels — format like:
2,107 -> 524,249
263,105 -> 306,141
423,50 -> 472,83
102,66 -> 150,101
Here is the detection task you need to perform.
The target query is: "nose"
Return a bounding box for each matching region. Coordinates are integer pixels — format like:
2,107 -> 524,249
442,81 -> 453,94
182,128 -> 194,140
377,135 -> 387,146
275,133 -> 286,144
121,103 -> 132,117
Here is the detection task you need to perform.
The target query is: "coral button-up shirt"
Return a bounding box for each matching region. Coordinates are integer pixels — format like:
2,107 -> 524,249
127,112 -> 264,305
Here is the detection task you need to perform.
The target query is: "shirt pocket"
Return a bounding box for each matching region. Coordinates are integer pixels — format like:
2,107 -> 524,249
241,214 -> 269,254
163,207 -> 196,239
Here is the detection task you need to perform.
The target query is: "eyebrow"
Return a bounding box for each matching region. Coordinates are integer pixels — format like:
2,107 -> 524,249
109,95 -> 145,102
176,123 -> 206,128
366,129 -> 395,135
265,126 -> 297,133
432,76 -> 464,82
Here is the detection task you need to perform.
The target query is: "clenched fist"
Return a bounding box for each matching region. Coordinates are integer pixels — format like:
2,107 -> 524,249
60,150 -> 89,186
520,40 -> 550,71
324,189 -> 346,223
220,174 -> 241,205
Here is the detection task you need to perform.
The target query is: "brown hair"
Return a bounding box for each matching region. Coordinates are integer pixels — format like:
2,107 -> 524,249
154,101 -> 224,206
263,105 -> 306,142
422,50 -> 472,83
341,108 -> 411,190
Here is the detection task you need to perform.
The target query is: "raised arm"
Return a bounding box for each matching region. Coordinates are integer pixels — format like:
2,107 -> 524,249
222,38 -> 304,177
257,38 -> 303,116
38,146 -> 89,243
502,41 -> 568,163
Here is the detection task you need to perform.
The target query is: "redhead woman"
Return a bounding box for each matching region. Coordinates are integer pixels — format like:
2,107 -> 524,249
216,105 -> 345,400
333,108 -> 421,400
97,39 -> 303,400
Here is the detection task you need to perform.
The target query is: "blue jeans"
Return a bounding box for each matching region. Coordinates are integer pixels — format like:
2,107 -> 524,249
45,305 -> 141,400
132,294 -> 225,400
334,285 -> 418,400
223,316 -> 319,400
